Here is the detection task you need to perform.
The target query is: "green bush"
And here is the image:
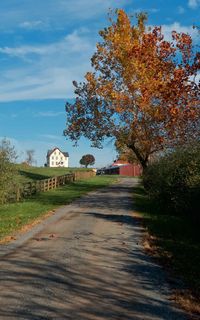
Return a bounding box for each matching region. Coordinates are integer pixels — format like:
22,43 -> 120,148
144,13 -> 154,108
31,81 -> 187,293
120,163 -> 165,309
143,143 -> 200,219
0,138 -> 17,204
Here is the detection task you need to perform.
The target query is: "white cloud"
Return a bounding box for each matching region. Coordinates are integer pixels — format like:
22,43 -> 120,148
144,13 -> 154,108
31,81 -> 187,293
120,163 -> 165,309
0,29 -> 93,59
0,0 -> 128,32
194,72 -> 200,84
0,62 -> 91,101
35,111 -> 65,117
0,22 -> 198,102
11,113 -> 18,118
148,8 -> 160,13
188,0 -> 200,9
39,134 -> 63,140
0,13 -> 198,103
56,0 -> 128,20
133,7 -> 160,14
19,20 -> 45,29
0,28 -> 94,101
177,6 -> 185,14
160,22 -> 199,42
0,45 -> 48,57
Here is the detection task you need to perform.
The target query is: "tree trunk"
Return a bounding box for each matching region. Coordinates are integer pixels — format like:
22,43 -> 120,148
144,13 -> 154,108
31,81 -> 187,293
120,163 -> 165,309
127,143 -> 148,170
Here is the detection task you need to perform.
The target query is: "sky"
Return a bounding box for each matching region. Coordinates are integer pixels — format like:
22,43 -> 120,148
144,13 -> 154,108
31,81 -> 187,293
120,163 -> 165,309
0,0 -> 199,167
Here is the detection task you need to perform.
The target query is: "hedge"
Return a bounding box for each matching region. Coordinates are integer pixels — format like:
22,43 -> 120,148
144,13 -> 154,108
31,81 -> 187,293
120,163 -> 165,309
143,143 -> 200,220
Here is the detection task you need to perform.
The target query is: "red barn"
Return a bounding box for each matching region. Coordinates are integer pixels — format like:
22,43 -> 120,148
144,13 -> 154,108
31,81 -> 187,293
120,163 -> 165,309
118,163 -> 142,176
102,160 -> 142,177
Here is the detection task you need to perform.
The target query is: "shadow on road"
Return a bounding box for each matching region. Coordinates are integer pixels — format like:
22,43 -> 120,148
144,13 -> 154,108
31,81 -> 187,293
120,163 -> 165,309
0,179 -> 188,320
0,242 -> 186,320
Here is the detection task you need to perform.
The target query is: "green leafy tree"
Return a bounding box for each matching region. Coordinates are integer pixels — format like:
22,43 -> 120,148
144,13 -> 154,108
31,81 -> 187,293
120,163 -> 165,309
0,138 -> 17,204
80,154 -> 95,168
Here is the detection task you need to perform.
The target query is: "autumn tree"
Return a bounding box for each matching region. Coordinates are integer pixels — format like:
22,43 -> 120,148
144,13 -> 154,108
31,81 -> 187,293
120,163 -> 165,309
64,10 -> 200,169
115,140 -> 138,164
80,154 -> 95,168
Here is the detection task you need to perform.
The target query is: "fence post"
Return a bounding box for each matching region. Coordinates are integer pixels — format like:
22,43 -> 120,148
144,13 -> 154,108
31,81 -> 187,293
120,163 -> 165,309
55,177 -> 57,188
48,179 -> 51,191
16,188 -> 21,202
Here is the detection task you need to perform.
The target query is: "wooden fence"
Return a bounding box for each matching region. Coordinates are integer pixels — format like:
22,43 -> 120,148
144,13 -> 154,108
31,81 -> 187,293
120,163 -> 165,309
10,171 -> 96,203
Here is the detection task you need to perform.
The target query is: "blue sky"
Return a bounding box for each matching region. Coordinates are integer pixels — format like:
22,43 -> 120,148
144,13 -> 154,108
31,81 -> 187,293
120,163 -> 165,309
0,0 -> 199,167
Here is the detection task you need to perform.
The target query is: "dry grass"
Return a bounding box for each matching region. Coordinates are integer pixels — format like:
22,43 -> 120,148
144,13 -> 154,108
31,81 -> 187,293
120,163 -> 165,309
142,229 -> 200,317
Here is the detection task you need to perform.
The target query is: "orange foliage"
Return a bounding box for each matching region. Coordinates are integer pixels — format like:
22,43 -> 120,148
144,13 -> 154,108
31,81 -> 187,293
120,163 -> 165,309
64,10 -> 200,169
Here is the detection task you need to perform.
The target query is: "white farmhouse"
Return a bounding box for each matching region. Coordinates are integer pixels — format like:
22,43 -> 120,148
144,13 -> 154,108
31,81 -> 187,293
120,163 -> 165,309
46,147 -> 69,167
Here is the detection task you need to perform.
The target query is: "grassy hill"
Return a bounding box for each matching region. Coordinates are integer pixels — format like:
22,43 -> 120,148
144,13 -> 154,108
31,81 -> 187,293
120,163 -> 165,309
15,165 -> 92,185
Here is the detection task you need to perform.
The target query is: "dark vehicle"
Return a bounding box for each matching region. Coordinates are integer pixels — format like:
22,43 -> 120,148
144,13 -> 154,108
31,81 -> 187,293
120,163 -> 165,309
96,168 -> 106,175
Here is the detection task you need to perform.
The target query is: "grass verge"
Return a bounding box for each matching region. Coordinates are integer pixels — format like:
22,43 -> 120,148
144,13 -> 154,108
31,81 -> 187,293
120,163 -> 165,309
133,182 -> 200,315
0,175 -> 117,241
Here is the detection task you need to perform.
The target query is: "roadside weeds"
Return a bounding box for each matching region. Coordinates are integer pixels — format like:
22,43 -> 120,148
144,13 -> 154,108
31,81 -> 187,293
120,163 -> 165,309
132,184 -> 200,318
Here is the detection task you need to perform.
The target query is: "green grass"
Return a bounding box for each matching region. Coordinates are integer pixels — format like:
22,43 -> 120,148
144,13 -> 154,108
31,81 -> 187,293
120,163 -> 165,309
0,175 -> 117,240
133,183 -> 200,297
15,164 -> 92,185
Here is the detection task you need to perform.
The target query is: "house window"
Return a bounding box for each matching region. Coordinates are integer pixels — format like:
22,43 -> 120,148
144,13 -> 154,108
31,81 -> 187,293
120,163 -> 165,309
51,161 -> 54,166
56,156 -> 58,160
52,156 -> 54,160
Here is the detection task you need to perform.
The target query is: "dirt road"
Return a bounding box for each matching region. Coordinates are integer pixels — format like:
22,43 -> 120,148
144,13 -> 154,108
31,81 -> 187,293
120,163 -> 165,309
0,178 -> 188,319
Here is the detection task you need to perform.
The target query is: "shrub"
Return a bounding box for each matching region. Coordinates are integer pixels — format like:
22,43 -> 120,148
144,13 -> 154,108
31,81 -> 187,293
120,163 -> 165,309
143,143 -> 200,219
0,138 -> 17,204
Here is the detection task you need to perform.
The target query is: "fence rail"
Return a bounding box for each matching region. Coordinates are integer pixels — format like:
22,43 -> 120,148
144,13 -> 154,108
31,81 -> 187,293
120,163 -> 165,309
10,171 -> 96,203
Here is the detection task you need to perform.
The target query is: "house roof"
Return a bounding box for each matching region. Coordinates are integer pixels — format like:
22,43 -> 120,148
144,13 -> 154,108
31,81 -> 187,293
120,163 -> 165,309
47,148 -> 69,158
63,152 -> 69,157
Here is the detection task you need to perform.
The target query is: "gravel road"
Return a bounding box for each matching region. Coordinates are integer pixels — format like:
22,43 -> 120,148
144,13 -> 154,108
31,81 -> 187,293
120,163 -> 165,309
0,178 -> 189,319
